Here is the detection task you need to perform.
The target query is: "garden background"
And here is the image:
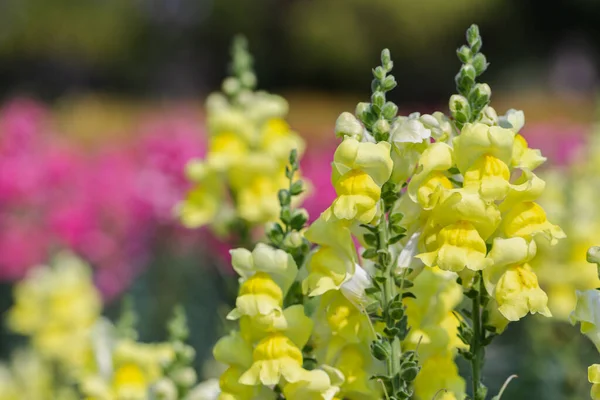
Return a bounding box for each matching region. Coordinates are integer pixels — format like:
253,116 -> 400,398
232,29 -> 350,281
0,1 -> 599,398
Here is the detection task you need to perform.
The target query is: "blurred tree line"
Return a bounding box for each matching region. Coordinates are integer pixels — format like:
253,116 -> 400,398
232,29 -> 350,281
1,0 -> 600,102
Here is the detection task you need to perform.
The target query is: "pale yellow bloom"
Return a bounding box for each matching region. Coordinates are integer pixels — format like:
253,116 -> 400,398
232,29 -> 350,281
239,333 -> 305,386
330,138 -> 393,223
452,123 -> 515,174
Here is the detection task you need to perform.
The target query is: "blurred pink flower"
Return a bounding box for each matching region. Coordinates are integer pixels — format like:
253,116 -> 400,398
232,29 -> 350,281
521,122 -> 587,167
0,99 -> 207,299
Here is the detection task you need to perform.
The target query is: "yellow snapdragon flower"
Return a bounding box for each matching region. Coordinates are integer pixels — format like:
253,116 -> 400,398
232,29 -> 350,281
82,339 -> 174,400
331,138 -> 393,223
238,333 -> 306,386
303,207 -> 358,295
227,272 -> 285,321
7,253 -> 101,377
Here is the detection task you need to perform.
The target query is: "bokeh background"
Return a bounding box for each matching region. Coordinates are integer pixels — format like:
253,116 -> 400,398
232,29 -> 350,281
1,1 -> 600,398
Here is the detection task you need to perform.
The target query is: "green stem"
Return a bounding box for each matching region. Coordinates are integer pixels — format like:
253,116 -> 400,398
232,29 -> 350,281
378,209 -> 402,383
471,272 -> 484,399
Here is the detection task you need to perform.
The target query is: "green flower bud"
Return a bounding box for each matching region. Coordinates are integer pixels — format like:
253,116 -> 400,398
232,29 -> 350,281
240,71 -> 257,89
400,365 -> 419,382
455,64 -> 476,94
335,111 -> 364,138
381,48 -> 392,70
171,367 -> 197,388
373,66 -> 386,80
469,83 -> 491,110
355,102 -> 371,120
449,94 -> 471,123
467,24 -> 482,53
457,45 -> 472,63
152,378 -> 177,400
290,209 -> 309,231
283,231 -> 304,248
278,189 -> 291,206
370,339 -> 392,361
472,53 -> 488,75
222,77 -> 241,95
382,75 -> 397,91
382,102 -> 398,120
371,91 -> 385,110
373,119 -> 391,136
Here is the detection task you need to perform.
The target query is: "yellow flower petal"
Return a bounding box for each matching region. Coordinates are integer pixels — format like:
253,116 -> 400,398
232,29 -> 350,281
417,221 -> 491,272
453,123 -> 515,174
494,264 -> 551,321
239,334 -> 305,386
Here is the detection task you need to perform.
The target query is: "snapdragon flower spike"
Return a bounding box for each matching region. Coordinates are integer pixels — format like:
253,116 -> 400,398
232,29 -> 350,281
178,36 -> 307,233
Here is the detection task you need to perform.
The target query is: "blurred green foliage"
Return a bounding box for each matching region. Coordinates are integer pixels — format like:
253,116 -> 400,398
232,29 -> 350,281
0,0 -> 142,63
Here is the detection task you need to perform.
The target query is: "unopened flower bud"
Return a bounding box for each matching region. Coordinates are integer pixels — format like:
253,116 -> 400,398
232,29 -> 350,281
372,119 -> 390,137
469,83 -> 491,110
335,112 -> 363,138
222,77 -> 241,95
472,53 -> 488,75
185,160 -> 206,183
449,95 -> 471,123
153,378 -> 177,400
172,367 -> 197,388
382,102 -> 398,120
457,45 -> 472,63
355,102 -> 370,120
283,231 -> 303,249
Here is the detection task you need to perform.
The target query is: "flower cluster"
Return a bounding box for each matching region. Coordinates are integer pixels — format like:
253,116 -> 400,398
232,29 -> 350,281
177,37 -> 305,238
211,25 -> 565,400
0,252 -> 207,400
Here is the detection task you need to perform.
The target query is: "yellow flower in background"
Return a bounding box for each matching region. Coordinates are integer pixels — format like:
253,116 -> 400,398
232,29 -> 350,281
259,118 -> 305,164
330,138 -> 393,223
239,333 -> 305,386
0,348 -> 64,400
7,253 -> 101,377
82,339 -> 174,400
179,52 -> 307,233
177,164 -> 224,229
